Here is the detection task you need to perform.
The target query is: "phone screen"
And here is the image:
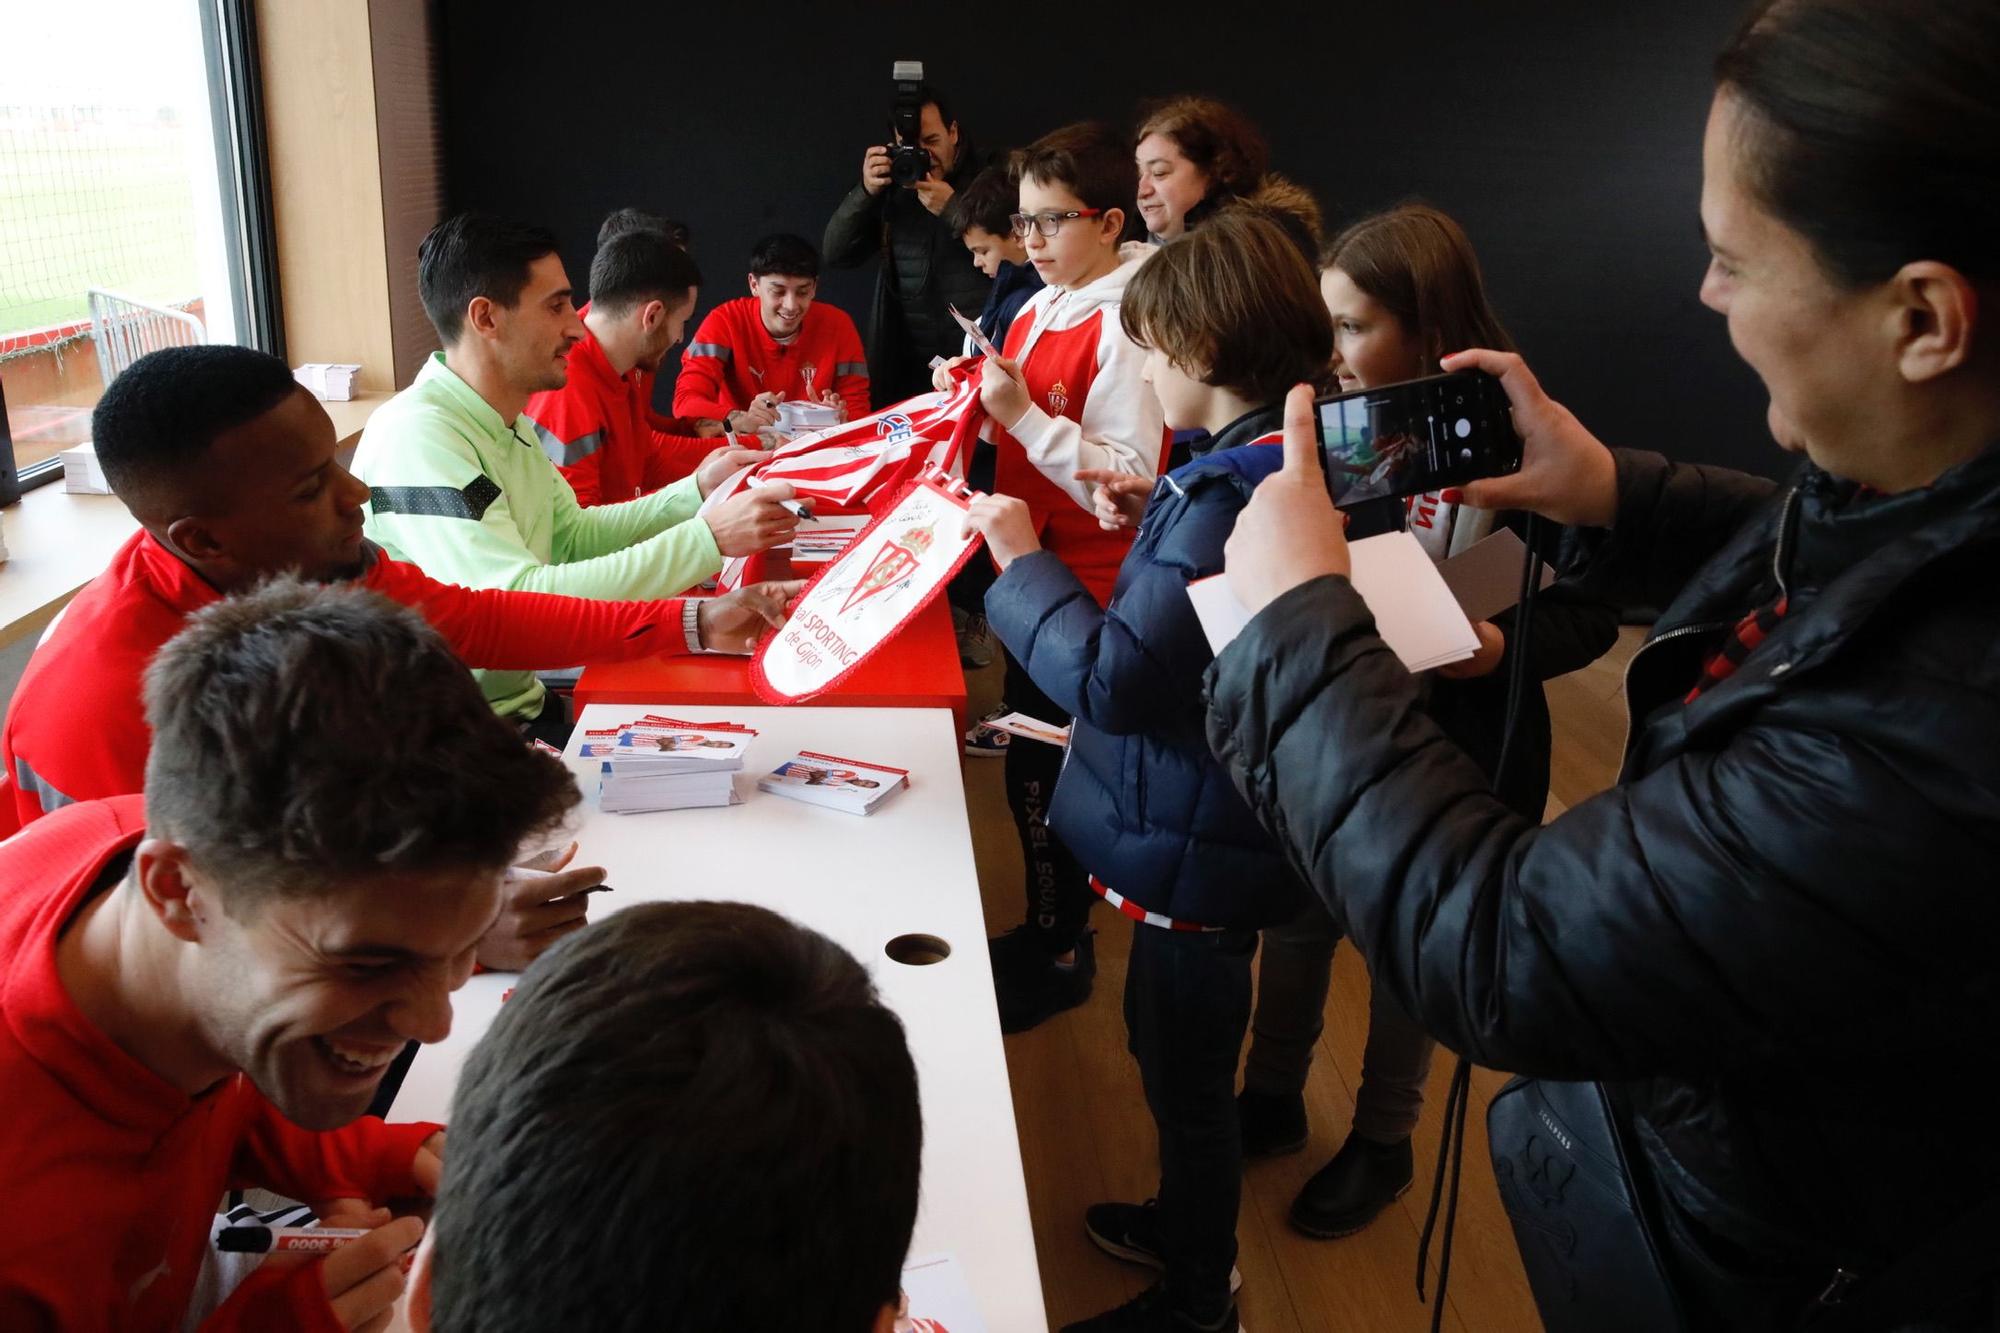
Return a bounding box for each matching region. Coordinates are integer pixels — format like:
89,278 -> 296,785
1316,372 -> 1520,507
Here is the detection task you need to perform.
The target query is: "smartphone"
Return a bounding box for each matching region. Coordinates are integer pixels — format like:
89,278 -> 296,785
1315,371 -> 1521,508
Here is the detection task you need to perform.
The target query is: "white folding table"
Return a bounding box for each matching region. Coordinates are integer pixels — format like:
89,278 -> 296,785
392,703 -> 1048,1332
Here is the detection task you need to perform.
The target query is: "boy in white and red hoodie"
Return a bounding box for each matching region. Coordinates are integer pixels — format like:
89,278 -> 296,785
936,121 -> 1168,1031
0,578 -> 581,1332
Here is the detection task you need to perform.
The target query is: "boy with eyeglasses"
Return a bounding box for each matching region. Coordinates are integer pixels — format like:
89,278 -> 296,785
933,121 -> 1167,1034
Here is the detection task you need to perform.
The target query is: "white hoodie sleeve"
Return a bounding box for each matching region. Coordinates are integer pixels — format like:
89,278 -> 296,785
1006,317 -> 1165,512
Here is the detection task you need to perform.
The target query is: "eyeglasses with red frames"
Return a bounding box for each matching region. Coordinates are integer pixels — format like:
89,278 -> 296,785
1007,208 -> 1106,238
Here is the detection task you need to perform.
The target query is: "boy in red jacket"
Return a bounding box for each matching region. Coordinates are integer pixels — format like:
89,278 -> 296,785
673,233 -> 870,425
0,577 -> 581,1332
527,229 -> 716,505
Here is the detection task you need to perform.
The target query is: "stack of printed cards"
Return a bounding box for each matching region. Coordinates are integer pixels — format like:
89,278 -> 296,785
582,715 -> 758,814
788,512 -> 871,564
756,749 -> 909,815
292,363 -> 361,401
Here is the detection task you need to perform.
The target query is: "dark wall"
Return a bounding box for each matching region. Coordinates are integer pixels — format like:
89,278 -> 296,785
438,1 -> 1782,478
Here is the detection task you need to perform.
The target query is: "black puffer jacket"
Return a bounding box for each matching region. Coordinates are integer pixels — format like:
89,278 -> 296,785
1205,445 -> 2000,1326
822,145 -> 995,405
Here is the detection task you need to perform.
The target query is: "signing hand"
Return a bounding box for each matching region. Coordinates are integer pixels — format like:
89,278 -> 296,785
725,400 -> 781,434
1074,469 -> 1153,531
1442,349 -> 1618,528
931,354 -> 975,393
320,1215 -> 424,1333
696,579 -> 807,653
913,173 -> 955,216
695,445 -> 766,497
862,144 -> 893,196
1436,620 -> 1507,679
978,355 -> 1031,430
704,482 -> 802,556
961,494 -> 1042,569
1223,383 -> 1352,615
476,858 -> 602,971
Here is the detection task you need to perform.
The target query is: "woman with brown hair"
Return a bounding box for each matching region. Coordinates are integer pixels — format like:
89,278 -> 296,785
1235,202 -> 1617,1244
1132,96 -> 1321,252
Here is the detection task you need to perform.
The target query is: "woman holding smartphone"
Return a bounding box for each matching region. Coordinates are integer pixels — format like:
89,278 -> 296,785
1210,0 -> 2000,1323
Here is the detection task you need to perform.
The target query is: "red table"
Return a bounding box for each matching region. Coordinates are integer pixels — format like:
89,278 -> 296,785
573,595 -> 970,731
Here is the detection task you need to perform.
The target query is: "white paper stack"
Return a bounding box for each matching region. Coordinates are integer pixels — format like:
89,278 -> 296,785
1186,530 -> 1481,671
292,363 -> 362,401
584,718 -> 757,814
900,1253 -> 988,1333
60,441 -> 113,494
757,749 -> 908,815
788,512 -> 870,564
777,399 -> 842,434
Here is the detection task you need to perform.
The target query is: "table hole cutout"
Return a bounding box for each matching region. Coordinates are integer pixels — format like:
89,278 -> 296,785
885,933 -> 951,966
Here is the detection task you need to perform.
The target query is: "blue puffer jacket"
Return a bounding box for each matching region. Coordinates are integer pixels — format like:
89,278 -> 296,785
984,404 -> 1304,930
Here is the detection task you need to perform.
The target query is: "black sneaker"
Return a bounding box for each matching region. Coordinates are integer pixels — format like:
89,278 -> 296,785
989,928 -> 1095,1033
1059,1282 -> 1242,1332
1288,1135 -> 1415,1239
1083,1200 -> 1242,1294
1236,1089 -> 1308,1159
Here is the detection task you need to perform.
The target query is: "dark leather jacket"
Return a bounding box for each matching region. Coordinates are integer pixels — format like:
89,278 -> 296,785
1206,444 -> 2000,1326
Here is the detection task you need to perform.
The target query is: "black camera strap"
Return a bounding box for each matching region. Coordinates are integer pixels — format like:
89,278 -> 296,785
1416,514 -> 1546,1333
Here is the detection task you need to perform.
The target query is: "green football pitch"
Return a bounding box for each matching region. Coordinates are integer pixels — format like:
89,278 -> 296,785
0,123 -> 202,341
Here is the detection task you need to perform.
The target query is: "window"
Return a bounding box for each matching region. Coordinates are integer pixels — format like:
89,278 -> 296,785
0,0 -> 279,490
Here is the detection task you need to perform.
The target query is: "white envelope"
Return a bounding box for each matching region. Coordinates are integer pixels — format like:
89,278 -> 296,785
1187,531 -> 1480,672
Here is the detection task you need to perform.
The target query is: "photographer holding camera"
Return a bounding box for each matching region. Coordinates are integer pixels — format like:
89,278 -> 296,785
823,64 -> 996,405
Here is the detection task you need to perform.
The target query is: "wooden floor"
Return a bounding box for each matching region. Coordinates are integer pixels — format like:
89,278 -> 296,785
959,626 -> 1645,1332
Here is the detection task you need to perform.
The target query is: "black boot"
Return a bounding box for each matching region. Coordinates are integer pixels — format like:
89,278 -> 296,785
1235,1088 -> 1308,1158
1288,1134 -> 1414,1238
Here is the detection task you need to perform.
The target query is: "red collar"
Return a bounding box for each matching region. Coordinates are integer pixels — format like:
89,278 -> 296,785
0,797 -> 204,1133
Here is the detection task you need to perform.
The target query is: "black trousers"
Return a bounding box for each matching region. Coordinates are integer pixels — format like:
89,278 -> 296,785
1126,922 -> 1259,1321
999,644 -> 1092,952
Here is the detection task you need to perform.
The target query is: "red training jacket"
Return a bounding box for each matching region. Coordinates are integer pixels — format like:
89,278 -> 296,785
673,298 -> 869,422
524,328 -> 713,507
0,797 -> 442,1332
0,531 -> 696,832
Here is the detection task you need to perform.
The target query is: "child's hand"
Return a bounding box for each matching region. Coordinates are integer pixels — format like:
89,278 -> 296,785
961,494 -> 1042,569
1075,469 -> 1152,531
978,355 -> 1032,430
1223,384 -> 1351,614
931,354 -> 975,393
1436,621 -> 1506,679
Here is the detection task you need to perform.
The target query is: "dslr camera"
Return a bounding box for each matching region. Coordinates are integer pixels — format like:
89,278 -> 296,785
886,59 -> 932,188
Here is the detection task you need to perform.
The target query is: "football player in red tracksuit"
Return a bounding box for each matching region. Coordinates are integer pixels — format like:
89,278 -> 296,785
0,345 -> 797,970
0,577 -> 586,1333
934,122 -> 1168,1033
673,232 -> 871,425
525,231 -> 732,505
